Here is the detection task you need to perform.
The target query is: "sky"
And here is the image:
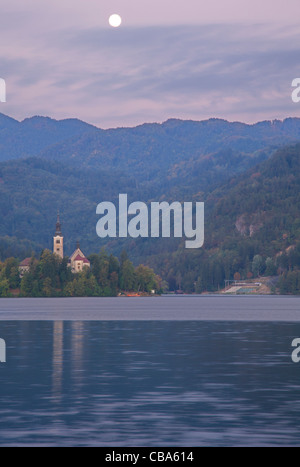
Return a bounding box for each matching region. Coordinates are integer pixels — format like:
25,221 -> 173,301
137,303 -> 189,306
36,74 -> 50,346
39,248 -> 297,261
0,0 -> 300,128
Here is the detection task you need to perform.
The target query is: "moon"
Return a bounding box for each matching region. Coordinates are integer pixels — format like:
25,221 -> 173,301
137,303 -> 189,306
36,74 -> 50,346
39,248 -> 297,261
109,14 -> 122,28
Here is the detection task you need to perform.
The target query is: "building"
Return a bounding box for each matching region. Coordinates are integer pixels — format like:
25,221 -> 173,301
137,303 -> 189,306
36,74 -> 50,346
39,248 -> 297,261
19,257 -> 32,277
68,242 -> 90,273
19,215 -> 90,275
53,213 -> 64,259
53,215 -> 90,272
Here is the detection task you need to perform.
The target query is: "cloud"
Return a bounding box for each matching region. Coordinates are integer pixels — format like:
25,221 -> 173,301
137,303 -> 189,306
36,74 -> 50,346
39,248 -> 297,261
1,0 -> 300,28
0,16 -> 300,127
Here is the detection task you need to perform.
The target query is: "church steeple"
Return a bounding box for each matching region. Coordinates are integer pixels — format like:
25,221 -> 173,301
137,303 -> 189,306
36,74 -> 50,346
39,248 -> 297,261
55,211 -> 62,236
53,212 -> 64,259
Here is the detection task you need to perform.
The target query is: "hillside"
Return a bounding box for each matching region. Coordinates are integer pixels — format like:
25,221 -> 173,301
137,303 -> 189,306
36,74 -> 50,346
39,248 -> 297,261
146,144 -> 300,292
2,114 -> 299,258
2,114 -> 300,194
208,144 -> 300,251
24,117 -> 300,197
0,113 -> 300,293
0,157 -> 136,256
0,113 -> 98,161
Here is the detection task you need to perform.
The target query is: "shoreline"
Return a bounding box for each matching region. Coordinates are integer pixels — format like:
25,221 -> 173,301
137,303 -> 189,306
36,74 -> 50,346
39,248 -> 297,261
0,295 -> 299,322
1,292 -> 300,299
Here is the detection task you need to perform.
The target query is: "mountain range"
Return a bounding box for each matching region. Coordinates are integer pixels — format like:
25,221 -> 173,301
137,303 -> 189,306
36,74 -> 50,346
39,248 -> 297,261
0,112 -> 300,291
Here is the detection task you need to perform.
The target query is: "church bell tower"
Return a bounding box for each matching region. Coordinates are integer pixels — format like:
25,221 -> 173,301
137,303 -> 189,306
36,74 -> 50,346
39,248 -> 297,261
53,212 -> 64,259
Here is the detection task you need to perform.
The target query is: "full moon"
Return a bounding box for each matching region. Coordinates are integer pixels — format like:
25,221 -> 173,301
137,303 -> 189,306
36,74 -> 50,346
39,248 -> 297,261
109,14 -> 122,28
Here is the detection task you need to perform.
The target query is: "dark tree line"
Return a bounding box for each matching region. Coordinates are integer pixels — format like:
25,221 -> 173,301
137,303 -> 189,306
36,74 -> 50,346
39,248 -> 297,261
0,250 -> 161,298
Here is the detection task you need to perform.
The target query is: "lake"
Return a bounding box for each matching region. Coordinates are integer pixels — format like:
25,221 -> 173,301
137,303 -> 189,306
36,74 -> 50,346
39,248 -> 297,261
0,296 -> 300,446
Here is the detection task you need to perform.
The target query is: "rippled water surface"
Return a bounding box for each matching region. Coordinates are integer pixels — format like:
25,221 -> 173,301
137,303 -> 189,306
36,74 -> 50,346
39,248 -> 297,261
0,297 -> 300,446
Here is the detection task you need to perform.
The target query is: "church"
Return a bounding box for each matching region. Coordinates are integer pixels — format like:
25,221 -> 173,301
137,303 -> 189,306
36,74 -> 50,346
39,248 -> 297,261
19,214 -> 91,276
53,213 -> 91,273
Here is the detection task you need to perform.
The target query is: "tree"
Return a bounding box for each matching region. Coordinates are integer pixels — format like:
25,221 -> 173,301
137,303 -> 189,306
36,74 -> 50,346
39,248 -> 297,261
195,276 -> 205,294
42,277 -> 52,297
2,258 -> 20,289
120,259 -> 136,291
252,255 -> 264,277
135,265 -> 158,293
279,271 -> 300,295
110,271 -> 119,296
109,254 -> 120,275
20,272 -> 35,297
59,257 -> 73,285
97,250 -> 110,288
39,249 -> 59,287
86,274 -> 101,296
234,272 -> 241,281
64,281 -> 74,297
73,274 -> 87,297
265,257 -> 277,276
0,249 -> 162,297
120,250 -> 129,268
0,278 -> 9,297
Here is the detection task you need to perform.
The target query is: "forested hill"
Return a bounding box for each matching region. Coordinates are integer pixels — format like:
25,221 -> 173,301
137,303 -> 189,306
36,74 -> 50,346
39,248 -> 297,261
1,112 -> 300,293
207,144 -> 300,250
2,113 -> 300,202
38,117 -> 300,173
0,113 -> 98,161
147,144 -> 300,292
2,113 -> 300,170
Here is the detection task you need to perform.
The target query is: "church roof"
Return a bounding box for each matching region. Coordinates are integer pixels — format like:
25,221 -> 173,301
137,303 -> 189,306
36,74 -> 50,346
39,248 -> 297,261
72,255 -> 90,266
69,244 -> 90,267
74,254 -> 85,261
70,246 -> 87,260
19,258 -> 32,267
73,254 -> 90,263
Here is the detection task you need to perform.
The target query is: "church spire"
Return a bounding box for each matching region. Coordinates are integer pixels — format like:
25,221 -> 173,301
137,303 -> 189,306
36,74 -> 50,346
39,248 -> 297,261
53,212 -> 64,259
55,211 -> 62,236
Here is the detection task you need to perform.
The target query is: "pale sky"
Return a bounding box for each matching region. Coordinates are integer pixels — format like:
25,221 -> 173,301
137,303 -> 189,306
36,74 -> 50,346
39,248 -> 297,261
1,0 -> 300,128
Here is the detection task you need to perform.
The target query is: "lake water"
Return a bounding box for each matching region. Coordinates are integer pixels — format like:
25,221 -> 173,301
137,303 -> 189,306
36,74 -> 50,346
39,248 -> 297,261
0,296 -> 300,447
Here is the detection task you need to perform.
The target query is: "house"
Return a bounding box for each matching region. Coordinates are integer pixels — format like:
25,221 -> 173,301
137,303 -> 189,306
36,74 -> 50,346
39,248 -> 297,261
19,258 -> 32,277
68,242 -> 90,273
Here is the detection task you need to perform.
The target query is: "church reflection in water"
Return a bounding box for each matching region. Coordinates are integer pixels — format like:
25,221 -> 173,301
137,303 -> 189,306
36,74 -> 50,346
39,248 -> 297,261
52,321 -> 85,403
71,321 -> 85,387
52,322 -> 64,403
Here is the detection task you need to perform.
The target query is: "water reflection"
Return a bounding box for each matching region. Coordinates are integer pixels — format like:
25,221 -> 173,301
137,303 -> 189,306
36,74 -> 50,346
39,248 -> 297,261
52,322 -> 64,403
0,320 -> 300,446
71,321 -> 84,387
